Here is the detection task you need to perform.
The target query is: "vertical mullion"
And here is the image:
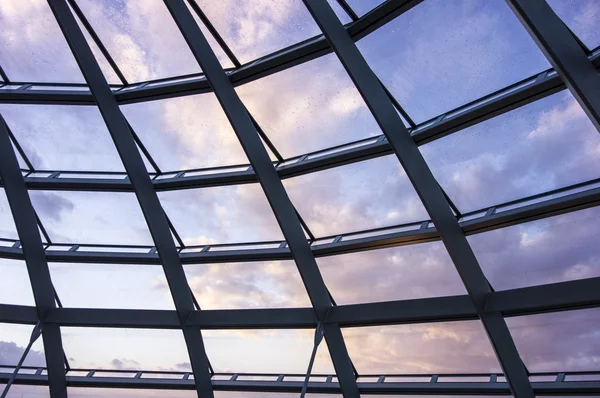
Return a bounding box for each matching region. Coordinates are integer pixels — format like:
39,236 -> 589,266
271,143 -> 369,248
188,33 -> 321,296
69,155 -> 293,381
0,116 -> 67,397
505,0 -> 600,132
301,1 -> 534,398
46,1 -> 214,397
161,1 -> 360,397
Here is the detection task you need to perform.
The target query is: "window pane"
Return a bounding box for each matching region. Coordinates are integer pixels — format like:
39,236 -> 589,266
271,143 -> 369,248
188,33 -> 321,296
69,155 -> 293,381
62,327 -> 191,371
317,242 -> 466,305
0,1 -> 84,83
3,385 -> 50,397
0,104 -> 124,172
75,0 -> 201,82
357,0 -> 550,123
184,261 -> 310,310
68,388 -> 195,398
343,321 -> 501,374
0,323 -> 45,367
238,54 -> 381,158
469,206 -> 600,291
284,156 -> 428,237
547,0 -> 600,49
195,0 -> 321,64
49,263 -> 175,310
327,0 -> 353,24
204,329 -> 333,374
121,93 -> 248,172
31,191 -> 152,245
506,308 -> 600,372
345,0 -> 385,17
159,185 -> 282,245
0,188 -> 18,239
421,91 -> 600,213
0,259 -> 35,306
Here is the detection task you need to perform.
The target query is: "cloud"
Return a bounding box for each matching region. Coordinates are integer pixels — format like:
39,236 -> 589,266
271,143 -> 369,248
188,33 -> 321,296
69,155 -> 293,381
0,340 -> 45,367
28,191 -> 74,222
110,357 -> 140,370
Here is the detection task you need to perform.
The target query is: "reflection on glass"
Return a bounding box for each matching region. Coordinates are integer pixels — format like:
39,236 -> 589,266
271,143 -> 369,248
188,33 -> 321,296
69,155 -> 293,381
30,191 -> 152,245
75,0 -> 201,82
121,93 -> 248,172
49,263 -> 175,310
506,308 -> 600,372
469,206 -> 600,290
195,0 -> 321,64
204,329 -> 333,374
0,2 -> 84,83
421,92 -> 600,213
0,104 -> 124,172
284,156 -> 428,237
357,0 -> 550,123
317,242 -> 466,304
184,261 -> 310,310
342,321 -> 501,374
547,0 -> 600,50
61,328 -> 190,371
159,184 -> 282,245
0,259 -> 35,306
238,54 -> 381,158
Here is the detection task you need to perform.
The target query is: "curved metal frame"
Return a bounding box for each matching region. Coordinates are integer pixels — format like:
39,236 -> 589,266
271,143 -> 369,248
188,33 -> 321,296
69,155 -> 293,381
1,0 -> 599,397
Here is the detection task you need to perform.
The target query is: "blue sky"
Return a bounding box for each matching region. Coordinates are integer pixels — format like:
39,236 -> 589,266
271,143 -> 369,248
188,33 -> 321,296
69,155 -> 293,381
1,0 -> 600,396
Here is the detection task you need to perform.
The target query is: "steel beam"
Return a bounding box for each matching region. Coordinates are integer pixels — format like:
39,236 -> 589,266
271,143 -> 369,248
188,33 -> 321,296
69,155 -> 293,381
46,1 -> 214,397
161,0 -> 360,396
0,117 -> 67,397
301,1 -> 533,397
506,0 -> 600,132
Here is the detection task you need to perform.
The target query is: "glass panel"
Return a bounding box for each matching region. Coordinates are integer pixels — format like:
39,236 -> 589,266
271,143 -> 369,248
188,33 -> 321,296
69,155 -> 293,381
547,0 -> 600,49
184,261 -> 311,309
0,104 -> 125,172
68,388 -> 196,398
506,308 -> 600,372
215,394 -> 341,398
204,329 -> 333,374
0,323 -> 45,367
2,385 -> 50,397
0,1 -> 84,83
317,242 -> 466,304
195,0 -> 322,64
49,263 -> 175,310
238,54 -> 382,158
327,0 -> 353,24
121,93 -> 248,172
158,184 -> 282,245
75,0 -> 201,82
421,91 -> 600,213
0,259 -> 35,306
357,0 -> 550,123
284,156 -> 428,237
30,191 -> 152,245
61,327 -> 191,371
0,189 -> 18,239
469,206 -> 600,291
345,0 -> 385,17
342,321 -> 501,374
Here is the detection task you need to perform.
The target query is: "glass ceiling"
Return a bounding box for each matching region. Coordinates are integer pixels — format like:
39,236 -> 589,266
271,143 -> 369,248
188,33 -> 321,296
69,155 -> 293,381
1,0 -> 600,397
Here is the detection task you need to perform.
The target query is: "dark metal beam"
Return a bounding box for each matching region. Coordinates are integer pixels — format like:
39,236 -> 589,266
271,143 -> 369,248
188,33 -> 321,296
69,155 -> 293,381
506,0 -> 600,132
301,1 -> 533,397
0,116 -> 67,397
46,1 -> 215,396
162,0 -> 360,396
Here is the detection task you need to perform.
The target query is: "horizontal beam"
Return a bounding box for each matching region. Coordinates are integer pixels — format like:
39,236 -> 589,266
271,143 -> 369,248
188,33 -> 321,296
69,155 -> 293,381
0,0 -> 421,106
2,277 -> 599,329
2,372 -> 599,394
1,178 -> 598,265
4,52 -> 599,195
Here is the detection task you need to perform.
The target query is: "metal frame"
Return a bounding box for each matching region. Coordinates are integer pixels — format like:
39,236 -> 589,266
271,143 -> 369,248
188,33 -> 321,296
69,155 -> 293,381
0,0 -> 599,396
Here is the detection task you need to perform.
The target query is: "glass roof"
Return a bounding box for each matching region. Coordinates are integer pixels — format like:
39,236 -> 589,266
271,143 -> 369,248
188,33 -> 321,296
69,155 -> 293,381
1,0 -> 599,396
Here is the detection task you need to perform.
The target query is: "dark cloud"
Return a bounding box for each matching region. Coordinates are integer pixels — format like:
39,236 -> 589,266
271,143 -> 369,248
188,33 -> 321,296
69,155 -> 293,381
174,362 -> 192,371
0,341 -> 45,367
28,191 -> 74,223
110,357 -> 141,370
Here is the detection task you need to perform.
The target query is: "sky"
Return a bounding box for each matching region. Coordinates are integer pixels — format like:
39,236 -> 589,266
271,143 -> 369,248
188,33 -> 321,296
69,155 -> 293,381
1,0 -> 600,397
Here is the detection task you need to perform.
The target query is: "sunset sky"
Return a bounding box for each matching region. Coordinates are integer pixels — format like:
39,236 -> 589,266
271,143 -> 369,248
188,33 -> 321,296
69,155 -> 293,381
1,0 -> 600,396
